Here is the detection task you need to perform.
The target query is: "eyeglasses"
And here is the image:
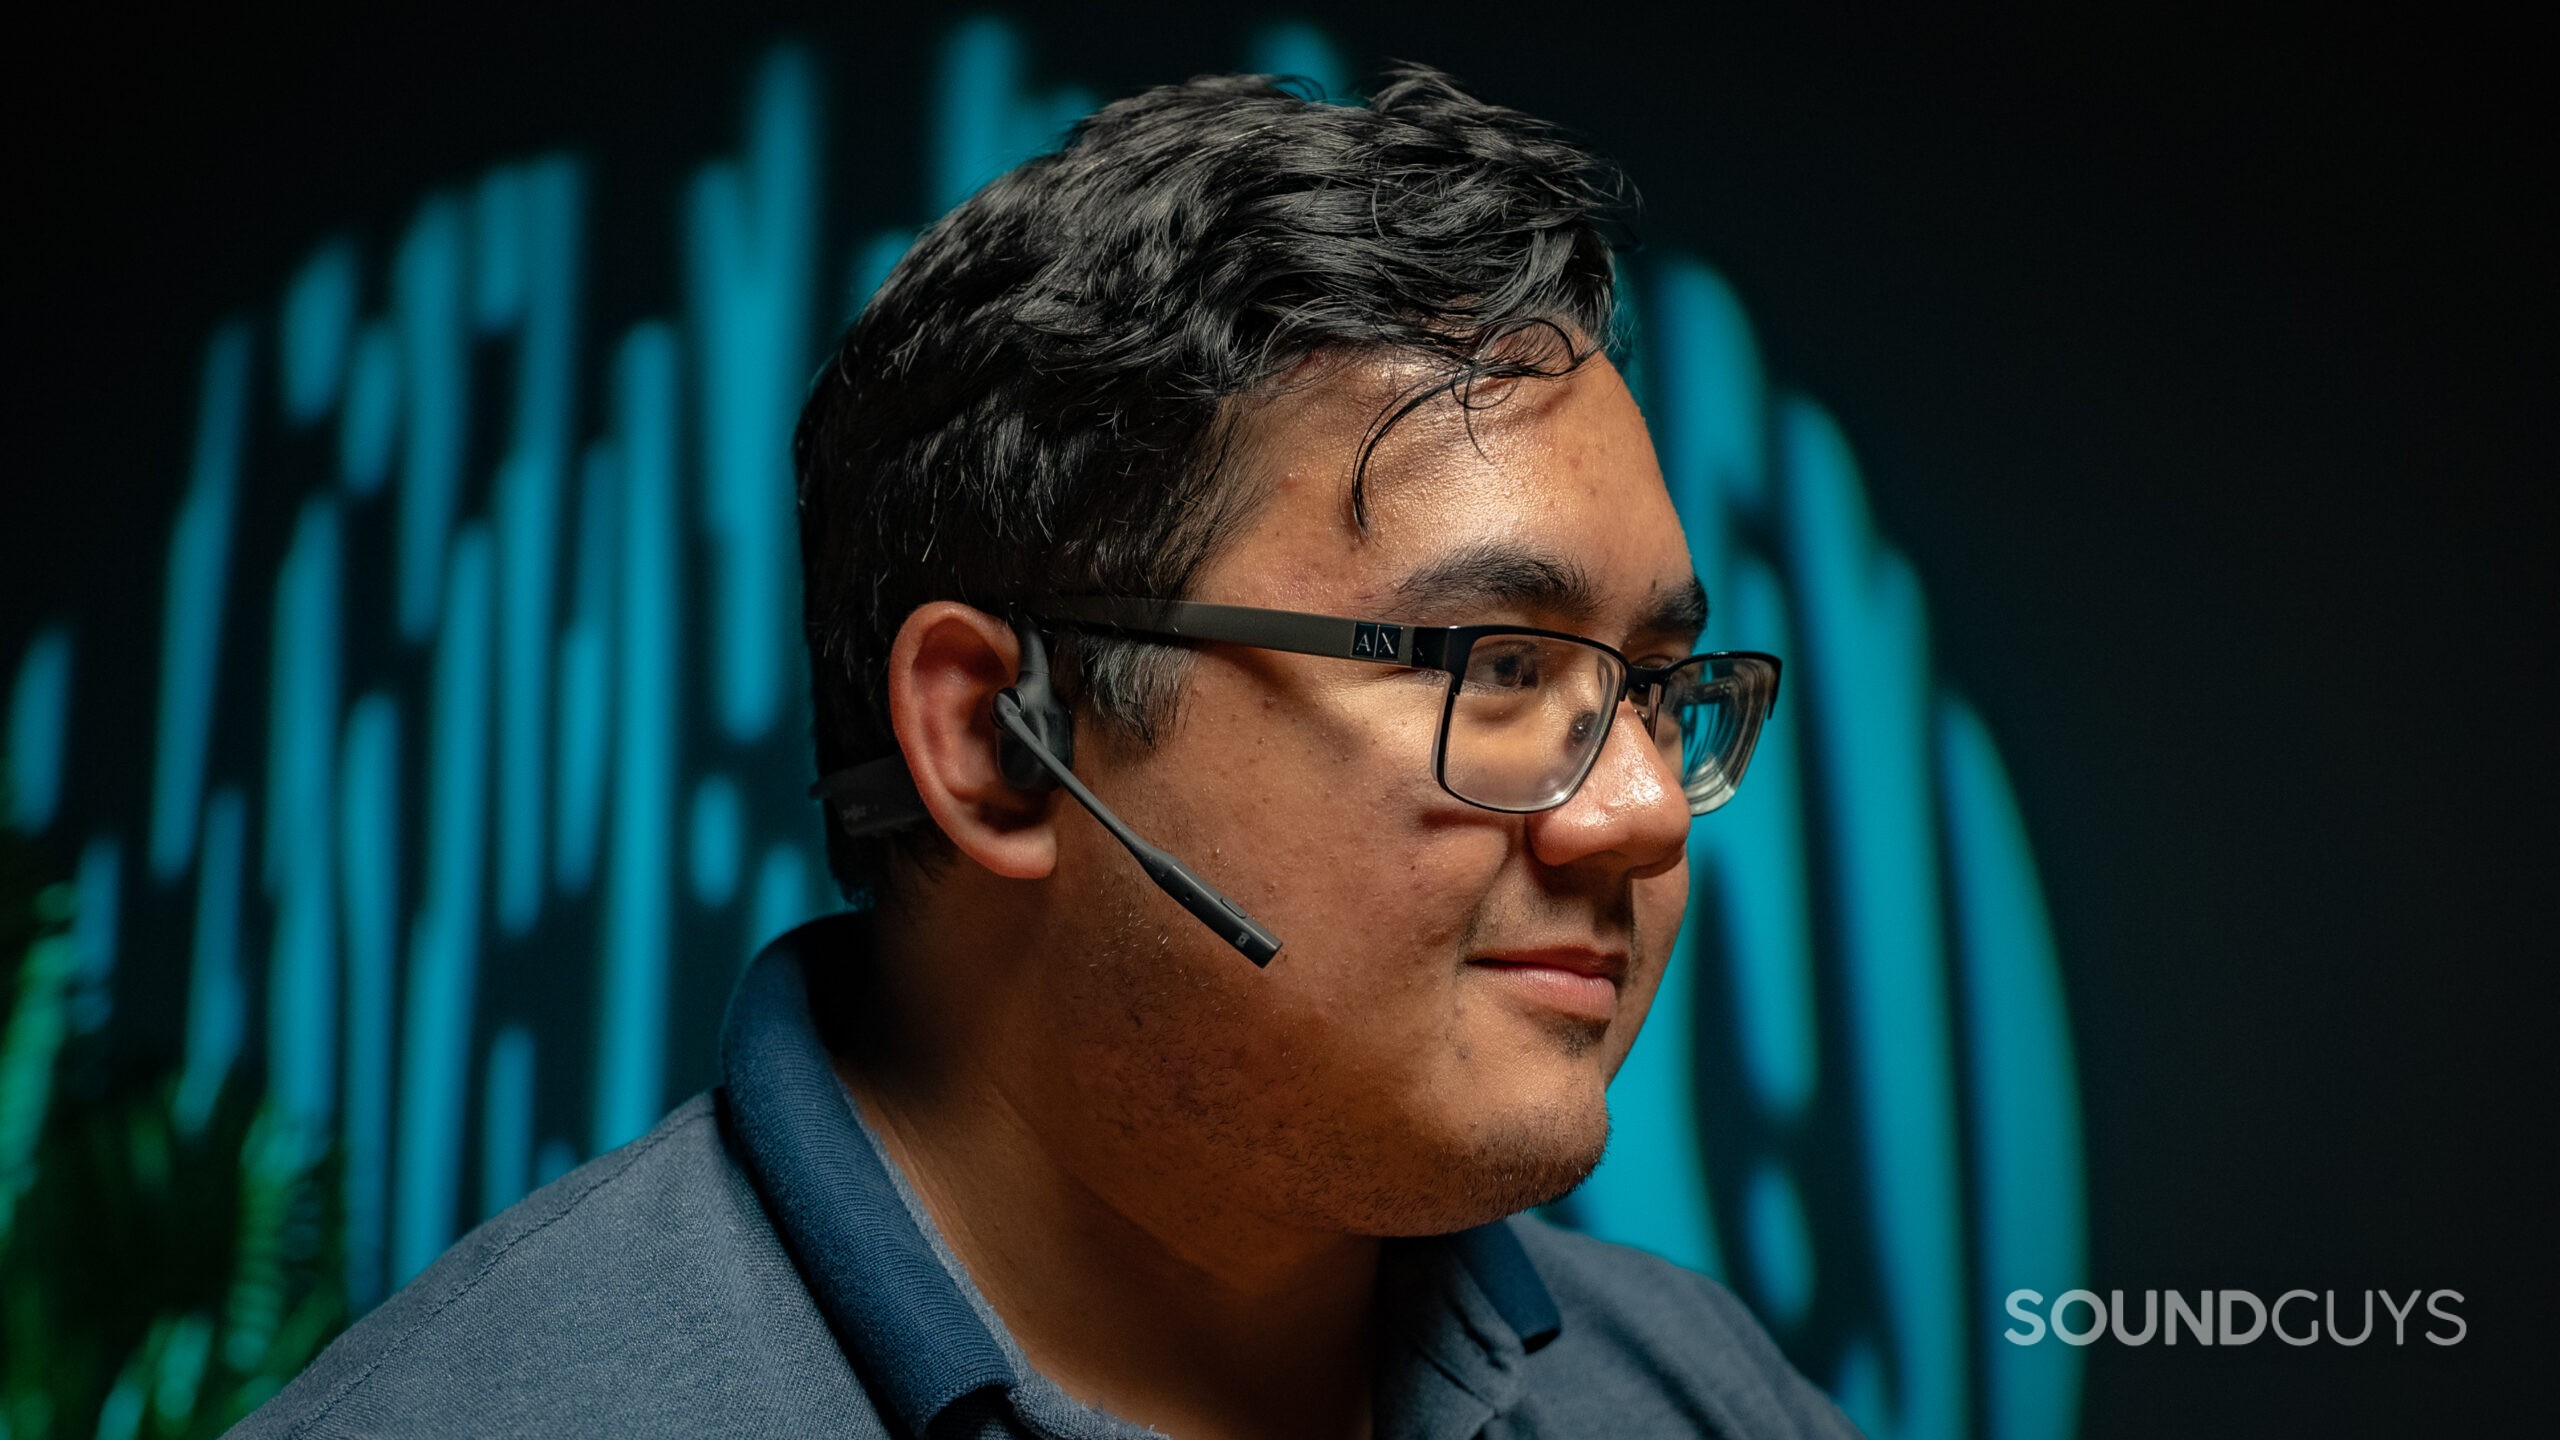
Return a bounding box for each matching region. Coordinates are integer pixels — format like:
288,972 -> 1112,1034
1042,597 -> 1782,817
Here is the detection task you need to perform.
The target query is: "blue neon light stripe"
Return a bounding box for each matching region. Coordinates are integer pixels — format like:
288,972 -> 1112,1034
1652,261 -> 1820,1119
511,159 -> 584,473
69,836 -> 122,1035
933,19 -> 1024,216
1742,1161 -> 1817,1328
1830,1339 -> 1888,1435
493,157 -> 584,936
338,693 -> 400,1306
927,20 -> 1097,219
481,1025 -> 536,1219
175,788 -> 248,1133
850,230 -> 912,314
1779,398 -> 1966,1440
1940,697 -> 2085,1440
594,325 -> 679,1153
339,321 -> 399,495
554,441 -> 616,894
472,167 -> 527,333
150,326 -> 251,879
689,51 -> 817,744
264,500 -> 341,1133
394,199 -> 470,640
1701,558 -> 1819,1117
535,1138 -> 578,1189
394,527 -> 493,1282
1651,258 -> 1768,570
6,626 -> 71,831
690,774 -> 743,907
281,240 -> 358,426
1244,21 -> 1353,99
749,842 -> 816,962
492,451 -> 556,936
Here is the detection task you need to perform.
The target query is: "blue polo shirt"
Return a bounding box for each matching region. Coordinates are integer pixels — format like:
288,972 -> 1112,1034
237,916 -> 1859,1438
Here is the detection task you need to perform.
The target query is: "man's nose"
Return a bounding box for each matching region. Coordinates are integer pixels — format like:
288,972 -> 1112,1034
1525,696 -> 1691,878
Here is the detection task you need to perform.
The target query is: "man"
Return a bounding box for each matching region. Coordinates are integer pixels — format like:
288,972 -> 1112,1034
242,66 -> 1855,1439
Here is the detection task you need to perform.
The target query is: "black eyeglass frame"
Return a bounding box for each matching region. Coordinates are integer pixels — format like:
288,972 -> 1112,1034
1040,596 -> 1782,817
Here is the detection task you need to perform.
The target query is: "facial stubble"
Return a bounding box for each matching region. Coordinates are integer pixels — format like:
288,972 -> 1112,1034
1057,849 -> 1622,1239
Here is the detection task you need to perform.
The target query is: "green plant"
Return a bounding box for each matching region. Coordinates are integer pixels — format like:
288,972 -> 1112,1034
1,814 -> 347,1439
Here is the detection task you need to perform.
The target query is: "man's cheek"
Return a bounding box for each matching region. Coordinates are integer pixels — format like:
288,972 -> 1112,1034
1639,859 -> 1691,952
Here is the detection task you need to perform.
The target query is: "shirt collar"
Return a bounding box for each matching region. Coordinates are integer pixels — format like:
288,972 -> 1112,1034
720,912 -> 1565,1434
1446,1223 -> 1563,1354
720,915 -> 1014,1436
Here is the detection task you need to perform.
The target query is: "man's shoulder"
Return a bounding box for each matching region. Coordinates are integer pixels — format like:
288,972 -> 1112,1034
1500,1214 -> 1863,1439
230,1094 -> 886,1439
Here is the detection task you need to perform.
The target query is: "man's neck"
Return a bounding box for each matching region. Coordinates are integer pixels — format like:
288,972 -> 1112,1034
832,899 -> 1385,1440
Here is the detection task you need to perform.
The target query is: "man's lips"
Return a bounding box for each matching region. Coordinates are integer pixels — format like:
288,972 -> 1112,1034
1466,948 -> 1626,1023
1470,947 -> 1627,980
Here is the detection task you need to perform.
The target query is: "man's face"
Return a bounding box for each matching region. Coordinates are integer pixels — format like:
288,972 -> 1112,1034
1029,351 -> 1699,1238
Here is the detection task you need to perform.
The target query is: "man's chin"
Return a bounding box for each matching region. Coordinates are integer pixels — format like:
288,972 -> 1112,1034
1351,1108 -> 1612,1238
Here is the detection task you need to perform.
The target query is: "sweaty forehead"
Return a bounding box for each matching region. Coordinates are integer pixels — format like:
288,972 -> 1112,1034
1205,352 -> 1699,637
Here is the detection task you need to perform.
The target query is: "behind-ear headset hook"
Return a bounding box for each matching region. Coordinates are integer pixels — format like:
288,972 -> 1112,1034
997,609 -> 1074,791
987,605 -> 1281,966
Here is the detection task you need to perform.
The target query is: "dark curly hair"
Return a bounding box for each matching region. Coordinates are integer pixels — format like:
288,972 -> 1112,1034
795,64 -> 1634,900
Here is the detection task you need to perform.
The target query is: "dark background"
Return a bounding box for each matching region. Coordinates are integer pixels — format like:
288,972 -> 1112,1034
12,2 -> 2552,1432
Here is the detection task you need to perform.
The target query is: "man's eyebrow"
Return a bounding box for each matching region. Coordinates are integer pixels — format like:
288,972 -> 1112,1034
1389,542 -> 1601,621
1385,544 -> 1708,640
1641,574 -> 1711,644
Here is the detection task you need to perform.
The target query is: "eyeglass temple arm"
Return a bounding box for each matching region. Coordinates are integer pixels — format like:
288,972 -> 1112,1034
1039,597 -> 1452,668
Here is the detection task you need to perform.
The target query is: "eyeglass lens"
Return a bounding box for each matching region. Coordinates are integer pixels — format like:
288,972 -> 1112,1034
1438,636 -> 1773,816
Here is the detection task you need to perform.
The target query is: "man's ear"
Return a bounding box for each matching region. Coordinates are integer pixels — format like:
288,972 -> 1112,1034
885,601 -> 1058,880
